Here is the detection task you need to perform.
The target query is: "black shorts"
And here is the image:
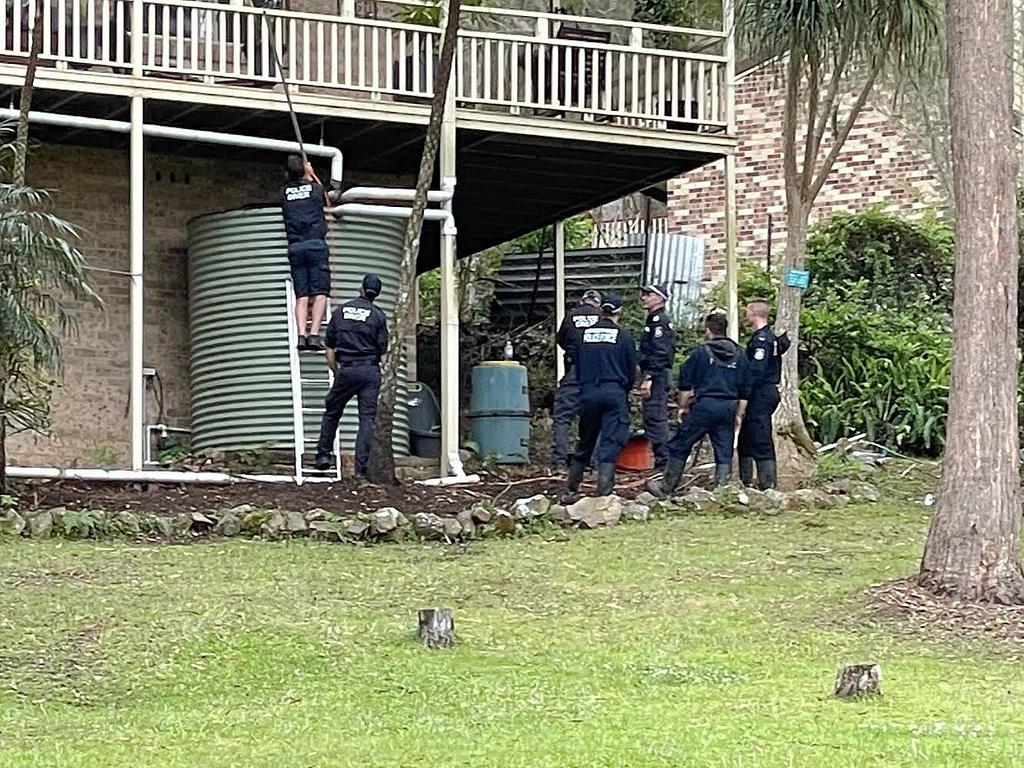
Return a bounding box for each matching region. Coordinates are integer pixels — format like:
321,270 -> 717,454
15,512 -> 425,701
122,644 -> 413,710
287,239 -> 331,298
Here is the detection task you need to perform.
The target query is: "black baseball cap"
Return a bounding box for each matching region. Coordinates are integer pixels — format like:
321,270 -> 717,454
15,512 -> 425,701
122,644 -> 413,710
601,293 -> 624,313
642,282 -> 670,301
362,274 -> 383,299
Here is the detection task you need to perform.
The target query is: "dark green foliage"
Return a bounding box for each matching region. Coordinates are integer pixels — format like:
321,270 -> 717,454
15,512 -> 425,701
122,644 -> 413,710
726,208 -> 954,455
804,207 -> 953,313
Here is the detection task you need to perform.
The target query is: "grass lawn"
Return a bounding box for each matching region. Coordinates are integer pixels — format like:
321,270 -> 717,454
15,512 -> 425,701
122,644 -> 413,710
1,499 -> 1022,767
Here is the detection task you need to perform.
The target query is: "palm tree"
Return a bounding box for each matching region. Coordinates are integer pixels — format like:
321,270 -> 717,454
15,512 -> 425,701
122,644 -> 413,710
366,0 -> 462,484
0,153 -> 100,492
736,0 -> 939,482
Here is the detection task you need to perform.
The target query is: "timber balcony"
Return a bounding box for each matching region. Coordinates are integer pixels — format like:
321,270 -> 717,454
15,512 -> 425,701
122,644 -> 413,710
0,0 -> 736,259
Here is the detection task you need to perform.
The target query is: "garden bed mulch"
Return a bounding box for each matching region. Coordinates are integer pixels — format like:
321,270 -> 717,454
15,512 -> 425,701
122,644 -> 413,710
13,469 -> 658,517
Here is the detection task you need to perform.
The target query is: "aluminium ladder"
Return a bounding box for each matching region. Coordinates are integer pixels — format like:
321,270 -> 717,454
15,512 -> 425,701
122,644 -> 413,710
285,278 -> 342,484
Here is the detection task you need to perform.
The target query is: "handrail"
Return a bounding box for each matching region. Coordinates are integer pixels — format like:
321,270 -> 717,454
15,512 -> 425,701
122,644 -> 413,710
457,29 -> 729,63
459,5 -> 727,40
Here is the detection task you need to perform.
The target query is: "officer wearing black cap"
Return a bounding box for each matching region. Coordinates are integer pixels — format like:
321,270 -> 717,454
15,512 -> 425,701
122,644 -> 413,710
281,155 -> 341,352
648,312 -> 749,498
550,288 -> 603,469
561,293 -> 637,503
737,299 -> 791,489
638,282 -> 677,468
314,274 -> 389,477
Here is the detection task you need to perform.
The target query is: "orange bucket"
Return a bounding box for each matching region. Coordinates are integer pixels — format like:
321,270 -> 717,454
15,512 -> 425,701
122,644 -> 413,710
617,436 -> 653,471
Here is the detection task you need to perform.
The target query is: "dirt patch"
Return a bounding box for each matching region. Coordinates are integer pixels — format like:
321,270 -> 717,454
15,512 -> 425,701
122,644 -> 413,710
866,578 -> 1024,646
14,468 -> 659,517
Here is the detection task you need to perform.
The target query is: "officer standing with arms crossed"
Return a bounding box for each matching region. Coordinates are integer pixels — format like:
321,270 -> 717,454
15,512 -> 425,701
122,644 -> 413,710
314,275 -> 389,478
737,300 -> 790,489
637,283 -> 676,469
560,294 -> 637,503
550,289 -> 603,469
648,312 -> 749,498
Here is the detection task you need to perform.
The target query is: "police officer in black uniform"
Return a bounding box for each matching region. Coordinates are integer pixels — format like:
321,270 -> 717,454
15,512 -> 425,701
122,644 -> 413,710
561,293 -> 638,503
550,289 -> 603,469
648,312 -> 749,498
280,155 -> 340,352
737,299 -> 791,489
638,282 -> 677,468
314,275 -> 389,478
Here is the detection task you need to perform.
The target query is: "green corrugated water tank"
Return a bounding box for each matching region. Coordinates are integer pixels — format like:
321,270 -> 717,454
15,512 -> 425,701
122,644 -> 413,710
469,361 -> 530,463
187,207 -> 409,456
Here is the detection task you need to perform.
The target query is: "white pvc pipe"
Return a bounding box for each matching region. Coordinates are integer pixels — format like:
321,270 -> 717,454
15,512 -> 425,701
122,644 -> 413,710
0,109 -> 344,188
327,203 -> 458,235
7,466 -> 237,484
130,95 -> 145,471
340,187 -> 454,203
418,474 -> 481,486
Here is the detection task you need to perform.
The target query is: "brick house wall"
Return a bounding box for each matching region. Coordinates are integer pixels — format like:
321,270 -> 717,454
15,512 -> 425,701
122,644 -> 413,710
10,145 -> 282,466
667,62 -> 946,285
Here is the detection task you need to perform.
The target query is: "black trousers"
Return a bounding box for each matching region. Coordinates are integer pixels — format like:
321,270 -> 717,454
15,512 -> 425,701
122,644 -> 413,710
573,383 -> 629,466
316,363 -> 380,476
551,365 -> 581,466
667,398 -> 738,467
738,386 -> 780,461
642,370 -> 669,464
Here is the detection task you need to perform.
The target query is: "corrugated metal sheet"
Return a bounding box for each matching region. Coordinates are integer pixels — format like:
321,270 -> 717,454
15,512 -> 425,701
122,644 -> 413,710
492,235 -> 704,324
188,208 -> 409,455
644,233 -> 705,324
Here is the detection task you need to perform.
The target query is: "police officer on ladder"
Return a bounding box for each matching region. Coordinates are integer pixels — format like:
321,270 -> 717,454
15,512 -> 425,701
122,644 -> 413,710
314,275 -> 389,478
648,312 -> 749,498
560,293 -> 638,503
737,299 -> 791,489
280,154 -> 340,352
550,288 -> 603,469
637,282 -> 676,468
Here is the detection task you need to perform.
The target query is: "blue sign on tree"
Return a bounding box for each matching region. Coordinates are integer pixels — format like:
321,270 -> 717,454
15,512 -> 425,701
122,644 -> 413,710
785,268 -> 811,289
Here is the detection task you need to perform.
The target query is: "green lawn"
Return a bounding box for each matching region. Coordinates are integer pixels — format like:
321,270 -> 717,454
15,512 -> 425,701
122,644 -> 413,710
1,501 -> 1022,767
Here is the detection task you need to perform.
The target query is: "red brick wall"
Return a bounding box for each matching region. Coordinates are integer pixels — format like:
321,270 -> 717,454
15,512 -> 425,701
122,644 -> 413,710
667,62 -> 945,285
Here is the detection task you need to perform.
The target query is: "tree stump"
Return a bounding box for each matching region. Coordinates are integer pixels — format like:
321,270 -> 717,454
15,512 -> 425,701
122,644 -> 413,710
834,664 -> 882,699
418,608 -> 455,649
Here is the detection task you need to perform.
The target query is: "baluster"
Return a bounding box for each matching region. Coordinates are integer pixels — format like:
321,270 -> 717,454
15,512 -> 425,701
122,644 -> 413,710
387,26 -> 396,92
189,2 -> 197,69
343,22 -> 352,86
115,0 -> 124,63
44,0 -> 53,57
396,28 -> 404,94
511,40 -> 519,106
455,34 -> 464,98
644,54 -> 652,116
589,49 -> 598,111
630,52 -> 639,115
161,3 -> 169,67
70,0 -> 78,59
357,25 -> 365,87
329,21 -> 337,85
537,42 -> 546,106
316,20 -> 323,83
1,0 -> 8,55
370,24 -> 378,91
577,47 -> 585,110
525,41 -> 534,104
671,58 -> 679,117
497,39 -> 505,103
710,61 -> 719,122
244,12 -> 253,76
550,43 -> 558,106
147,3 -> 156,66
697,61 -> 705,123
617,51 -> 626,115
13,0 -> 22,55
260,12 -> 269,78
176,5 -> 184,69
470,36 -> 478,100
425,31 -> 433,95
483,37 -> 491,101
410,29 -> 418,95
604,47 -> 612,113
684,59 -> 692,118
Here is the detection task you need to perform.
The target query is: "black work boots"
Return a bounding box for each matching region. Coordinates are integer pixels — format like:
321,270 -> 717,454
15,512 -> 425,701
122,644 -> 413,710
647,458 -> 685,499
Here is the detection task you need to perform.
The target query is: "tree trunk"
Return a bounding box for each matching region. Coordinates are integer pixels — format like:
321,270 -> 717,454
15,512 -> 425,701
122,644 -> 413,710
366,0 -> 461,485
418,607 -> 455,648
918,0 -> 1024,603
833,664 -> 882,699
772,195 -> 817,489
13,19 -> 44,187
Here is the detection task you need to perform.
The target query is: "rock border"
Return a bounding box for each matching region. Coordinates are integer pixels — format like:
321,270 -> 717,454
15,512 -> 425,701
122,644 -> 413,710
0,481 -> 881,545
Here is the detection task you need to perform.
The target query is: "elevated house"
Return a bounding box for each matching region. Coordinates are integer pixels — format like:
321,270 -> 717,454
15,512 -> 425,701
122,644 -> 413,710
2,0 -> 739,481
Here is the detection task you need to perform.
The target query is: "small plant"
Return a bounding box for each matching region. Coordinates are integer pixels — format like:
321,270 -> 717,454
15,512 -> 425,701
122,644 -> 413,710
1,493 -> 17,509
397,0 -> 441,26
62,509 -> 102,539
85,445 -> 121,469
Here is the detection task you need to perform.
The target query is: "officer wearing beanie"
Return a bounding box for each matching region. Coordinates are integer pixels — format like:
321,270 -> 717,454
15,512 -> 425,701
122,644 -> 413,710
550,288 -> 603,469
561,293 -> 637,503
315,274 -> 388,478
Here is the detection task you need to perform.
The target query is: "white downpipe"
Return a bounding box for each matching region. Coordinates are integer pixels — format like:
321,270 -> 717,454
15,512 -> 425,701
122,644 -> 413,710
0,109 -> 344,188
130,95 -> 145,471
340,187 -> 454,203
439,0 -> 462,480
327,203 -> 457,235
554,219 -> 566,382
418,474 -> 481,486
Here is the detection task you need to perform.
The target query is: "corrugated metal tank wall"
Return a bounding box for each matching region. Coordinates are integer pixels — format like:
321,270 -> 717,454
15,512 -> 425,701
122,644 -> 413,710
188,207 -> 409,456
